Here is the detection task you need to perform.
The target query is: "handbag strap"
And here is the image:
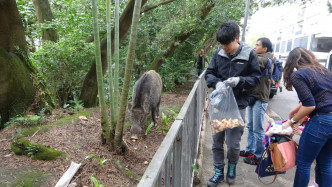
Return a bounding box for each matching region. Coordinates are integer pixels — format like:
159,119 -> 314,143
282,135 -> 298,147
257,147 -> 279,185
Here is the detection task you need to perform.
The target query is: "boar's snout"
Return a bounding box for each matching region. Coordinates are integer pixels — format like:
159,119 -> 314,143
130,125 -> 142,140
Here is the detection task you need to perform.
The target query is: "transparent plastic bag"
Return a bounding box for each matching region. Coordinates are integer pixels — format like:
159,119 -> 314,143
208,82 -> 244,134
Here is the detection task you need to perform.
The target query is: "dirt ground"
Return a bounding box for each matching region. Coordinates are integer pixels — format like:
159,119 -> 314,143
0,81 -> 195,187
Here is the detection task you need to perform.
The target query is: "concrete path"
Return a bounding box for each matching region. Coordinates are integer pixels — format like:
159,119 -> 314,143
197,108 -> 316,187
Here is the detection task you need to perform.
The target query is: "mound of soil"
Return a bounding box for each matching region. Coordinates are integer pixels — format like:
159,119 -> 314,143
0,81 -> 194,187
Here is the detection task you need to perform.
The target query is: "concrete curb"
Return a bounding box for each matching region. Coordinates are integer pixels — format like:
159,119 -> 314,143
197,106 -> 209,184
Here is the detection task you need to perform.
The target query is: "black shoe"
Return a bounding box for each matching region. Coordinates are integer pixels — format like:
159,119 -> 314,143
240,150 -> 253,157
226,162 -> 236,184
243,155 -> 260,165
207,166 -> 224,186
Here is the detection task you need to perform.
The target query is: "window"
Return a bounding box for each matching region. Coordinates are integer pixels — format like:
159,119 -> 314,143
300,36 -> 308,48
295,23 -> 303,36
280,41 -> 286,53
275,42 -> 280,53
293,36 -> 308,49
287,40 -> 292,52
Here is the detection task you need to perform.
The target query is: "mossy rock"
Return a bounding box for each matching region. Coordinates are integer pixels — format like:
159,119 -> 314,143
11,137 -> 65,160
0,166 -> 53,187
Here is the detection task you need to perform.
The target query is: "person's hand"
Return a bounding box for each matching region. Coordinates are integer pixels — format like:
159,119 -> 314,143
281,120 -> 292,130
293,127 -> 302,136
210,82 -> 222,99
289,111 -> 296,120
210,81 -> 223,98
225,77 -> 240,87
215,81 -> 225,90
210,81 -> 228,99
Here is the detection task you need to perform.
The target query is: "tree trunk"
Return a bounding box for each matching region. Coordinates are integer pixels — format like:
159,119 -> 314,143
201,31 -> 217,55
0,0 -> 36,128
32,0 -> 59,42
106,0 -> 116,131
114,0 -> 143,150
113,0 -> 120,124
241,0 -> 250,42
92,0 -> 111,144
80,0 -> 148,107
149,1 -> 215,71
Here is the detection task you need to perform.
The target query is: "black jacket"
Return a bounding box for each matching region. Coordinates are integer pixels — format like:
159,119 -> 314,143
205,42 -> 261,109
197,55 -> 208,69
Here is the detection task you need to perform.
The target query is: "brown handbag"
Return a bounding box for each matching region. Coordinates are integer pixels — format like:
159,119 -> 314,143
269,142 -> 287,171
270,136 -> 298,172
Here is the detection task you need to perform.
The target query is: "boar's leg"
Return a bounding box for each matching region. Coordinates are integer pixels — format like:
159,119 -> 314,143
151,107 -> 157,125
155,97 -> 161,119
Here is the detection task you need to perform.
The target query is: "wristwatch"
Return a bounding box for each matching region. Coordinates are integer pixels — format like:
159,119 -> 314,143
290,118 -> 298,124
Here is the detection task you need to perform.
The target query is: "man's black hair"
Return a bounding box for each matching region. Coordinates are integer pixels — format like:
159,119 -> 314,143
257,37 -> 273,53
216,20 -> 240,45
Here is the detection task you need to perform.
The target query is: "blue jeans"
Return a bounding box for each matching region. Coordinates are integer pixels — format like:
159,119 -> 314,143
212,109 -> 245,167
245,100 -> 268,158
293,113 -> 332,187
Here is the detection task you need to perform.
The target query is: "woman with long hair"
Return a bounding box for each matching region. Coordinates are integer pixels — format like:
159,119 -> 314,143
282,47 -> 332,187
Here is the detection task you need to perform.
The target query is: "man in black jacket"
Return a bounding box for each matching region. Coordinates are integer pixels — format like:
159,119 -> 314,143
205,20 -> 261,186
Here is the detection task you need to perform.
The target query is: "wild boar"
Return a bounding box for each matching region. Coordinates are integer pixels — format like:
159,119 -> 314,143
129,70 -> 162,140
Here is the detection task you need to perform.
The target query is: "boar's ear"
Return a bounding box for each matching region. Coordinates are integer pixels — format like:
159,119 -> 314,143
127,102 -> 133,111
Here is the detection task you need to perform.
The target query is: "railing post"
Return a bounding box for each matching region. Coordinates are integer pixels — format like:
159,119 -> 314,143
165,153 -> 171,187
173,125 -> 182,187
181,118 -> 190,187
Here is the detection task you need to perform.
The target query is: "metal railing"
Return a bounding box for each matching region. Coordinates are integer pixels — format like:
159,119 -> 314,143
138,73 -> 207,187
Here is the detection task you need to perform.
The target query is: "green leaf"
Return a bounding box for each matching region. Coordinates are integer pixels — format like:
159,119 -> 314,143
16,117 -> 25,121
101,159 -> 110,166
145,122 -> 154,136
162,112 -> 165,119
162,112 -> 170,125
171,110 -> 178,120
90,177 -> 99,186
85,154 -> 97,159
192,164 -> 199,174
28,115 -> 41,121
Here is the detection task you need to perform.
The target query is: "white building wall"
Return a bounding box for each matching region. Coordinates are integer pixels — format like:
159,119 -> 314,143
247,0 -> 332,63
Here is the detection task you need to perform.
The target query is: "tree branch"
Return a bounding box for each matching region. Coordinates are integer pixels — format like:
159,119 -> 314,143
149,1 -> 215,71
141,0 -> 176,13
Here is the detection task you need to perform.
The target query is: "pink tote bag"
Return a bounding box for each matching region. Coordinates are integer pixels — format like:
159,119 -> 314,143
274,138 -> 298,172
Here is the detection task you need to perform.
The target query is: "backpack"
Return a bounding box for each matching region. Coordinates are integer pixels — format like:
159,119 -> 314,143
271,59 -> 283,83
261,58 -> 283,83
261,58 -> 272,78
